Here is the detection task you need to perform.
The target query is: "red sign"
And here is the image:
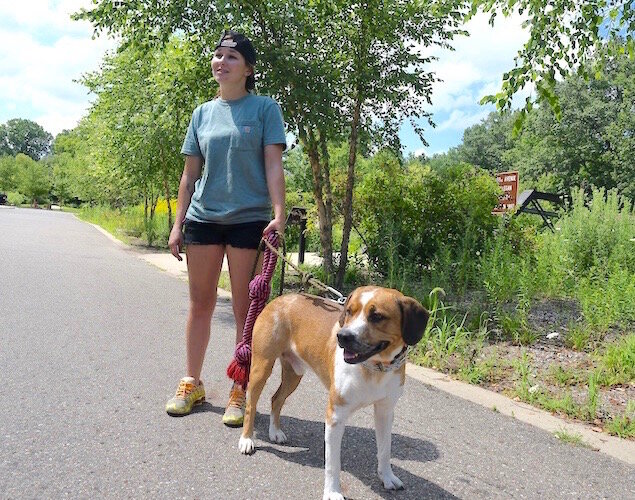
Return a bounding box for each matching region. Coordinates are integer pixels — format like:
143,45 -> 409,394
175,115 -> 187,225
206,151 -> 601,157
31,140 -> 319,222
493,171 -> 519,213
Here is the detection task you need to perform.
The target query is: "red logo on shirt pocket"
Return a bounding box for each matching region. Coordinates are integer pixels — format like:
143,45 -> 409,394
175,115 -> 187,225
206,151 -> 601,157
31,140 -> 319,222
243,126 -> 251,134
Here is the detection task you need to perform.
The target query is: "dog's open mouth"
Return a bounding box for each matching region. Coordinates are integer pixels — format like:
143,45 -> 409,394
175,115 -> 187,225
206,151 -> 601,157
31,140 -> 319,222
342,341 -> 390,364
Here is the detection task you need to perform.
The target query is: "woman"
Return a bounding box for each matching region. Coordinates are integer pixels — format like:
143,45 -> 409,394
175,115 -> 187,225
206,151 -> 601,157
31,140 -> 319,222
165,30 -> 286,427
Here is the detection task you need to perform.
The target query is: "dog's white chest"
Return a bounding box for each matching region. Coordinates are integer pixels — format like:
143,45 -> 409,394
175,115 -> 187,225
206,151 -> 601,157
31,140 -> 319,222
333,347 -> 403,409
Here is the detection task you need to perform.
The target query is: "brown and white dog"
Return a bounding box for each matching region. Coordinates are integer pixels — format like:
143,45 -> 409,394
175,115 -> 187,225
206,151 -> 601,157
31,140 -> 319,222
238,286 -> 429,499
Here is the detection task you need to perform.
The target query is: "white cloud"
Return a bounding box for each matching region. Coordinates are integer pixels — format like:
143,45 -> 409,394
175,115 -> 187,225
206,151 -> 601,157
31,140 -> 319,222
0,1 -> 117,135
403,10 -> 531,153
0,1 -> 93,35
425,11 -> 530,113
436,108 -> 492,132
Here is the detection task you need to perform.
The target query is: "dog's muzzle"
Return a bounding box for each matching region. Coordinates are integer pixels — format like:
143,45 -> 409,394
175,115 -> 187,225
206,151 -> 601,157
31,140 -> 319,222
337,328 -> 390,364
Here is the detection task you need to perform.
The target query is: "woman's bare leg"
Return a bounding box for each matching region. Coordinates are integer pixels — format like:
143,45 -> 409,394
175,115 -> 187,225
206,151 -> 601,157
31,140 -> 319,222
185,244 -> 225,383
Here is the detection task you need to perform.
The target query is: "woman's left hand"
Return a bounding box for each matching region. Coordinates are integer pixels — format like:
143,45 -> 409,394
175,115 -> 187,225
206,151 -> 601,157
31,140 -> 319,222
263,217 -> 285,236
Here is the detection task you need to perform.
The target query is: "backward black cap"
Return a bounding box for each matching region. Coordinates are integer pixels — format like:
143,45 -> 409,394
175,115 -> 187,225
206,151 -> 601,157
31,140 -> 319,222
215,30 -> 257,65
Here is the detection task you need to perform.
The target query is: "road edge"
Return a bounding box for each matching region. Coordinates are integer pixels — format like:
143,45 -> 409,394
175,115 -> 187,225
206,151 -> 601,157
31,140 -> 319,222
84,218 -> 233,298
406,363 -> 635,465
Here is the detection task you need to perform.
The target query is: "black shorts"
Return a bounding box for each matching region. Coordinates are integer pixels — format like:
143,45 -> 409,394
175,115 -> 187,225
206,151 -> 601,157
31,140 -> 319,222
183,219 -> 267,249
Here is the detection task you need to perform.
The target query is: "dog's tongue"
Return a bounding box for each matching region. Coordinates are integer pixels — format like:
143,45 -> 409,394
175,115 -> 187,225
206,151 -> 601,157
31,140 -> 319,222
343,350 -> 359,363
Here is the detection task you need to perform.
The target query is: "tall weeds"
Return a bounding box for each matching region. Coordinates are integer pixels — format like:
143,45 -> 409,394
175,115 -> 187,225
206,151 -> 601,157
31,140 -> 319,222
477,187 -> 634,336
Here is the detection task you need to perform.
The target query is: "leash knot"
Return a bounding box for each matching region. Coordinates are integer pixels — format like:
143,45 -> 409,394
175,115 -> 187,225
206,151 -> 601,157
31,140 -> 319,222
248,274 -> 271,300
234,342 -> 251,365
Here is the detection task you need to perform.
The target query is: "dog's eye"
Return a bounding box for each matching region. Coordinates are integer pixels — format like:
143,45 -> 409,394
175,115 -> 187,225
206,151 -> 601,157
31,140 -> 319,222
368,312 -> 384,323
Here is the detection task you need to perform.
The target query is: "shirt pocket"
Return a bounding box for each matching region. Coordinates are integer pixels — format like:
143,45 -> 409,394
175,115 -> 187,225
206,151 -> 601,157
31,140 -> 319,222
230,121 -> 261,151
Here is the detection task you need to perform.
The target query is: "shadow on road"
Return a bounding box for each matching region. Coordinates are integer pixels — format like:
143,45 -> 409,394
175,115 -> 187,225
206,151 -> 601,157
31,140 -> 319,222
256,411 -> 452,499
189,401 -> 454,498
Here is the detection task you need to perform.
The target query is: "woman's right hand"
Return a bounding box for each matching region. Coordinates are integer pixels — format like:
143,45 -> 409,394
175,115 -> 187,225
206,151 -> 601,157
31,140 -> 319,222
168,224 -> 184,261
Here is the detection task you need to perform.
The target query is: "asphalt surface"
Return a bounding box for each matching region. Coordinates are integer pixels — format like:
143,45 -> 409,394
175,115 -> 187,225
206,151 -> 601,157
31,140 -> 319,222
1,207 -> 634,499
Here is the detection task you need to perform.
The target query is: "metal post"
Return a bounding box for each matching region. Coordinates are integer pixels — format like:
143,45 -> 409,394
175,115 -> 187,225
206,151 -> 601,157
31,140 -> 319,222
285,206 -> 308,265
298,218 -> 306,264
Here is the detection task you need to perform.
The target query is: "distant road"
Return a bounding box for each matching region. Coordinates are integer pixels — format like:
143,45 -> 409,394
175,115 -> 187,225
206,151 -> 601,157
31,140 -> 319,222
1,207 -> 633,498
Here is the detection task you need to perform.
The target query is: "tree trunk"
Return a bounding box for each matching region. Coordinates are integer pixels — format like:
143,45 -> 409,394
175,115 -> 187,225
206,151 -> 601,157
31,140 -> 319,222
160,146 -> 173,229
298,126 -> 334,282
319,131 -> 334,242
335,97 -> 362,289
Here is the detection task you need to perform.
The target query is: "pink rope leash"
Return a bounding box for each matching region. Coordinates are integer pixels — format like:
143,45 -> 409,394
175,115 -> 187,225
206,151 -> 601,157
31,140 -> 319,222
226,232 -> 280,389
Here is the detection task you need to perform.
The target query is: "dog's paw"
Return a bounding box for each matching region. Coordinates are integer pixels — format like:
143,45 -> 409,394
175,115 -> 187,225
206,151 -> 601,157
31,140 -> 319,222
268,425 -> 288,444
322,492 -> 345,500
238,436 -> 255,455
378,469 -> 404,490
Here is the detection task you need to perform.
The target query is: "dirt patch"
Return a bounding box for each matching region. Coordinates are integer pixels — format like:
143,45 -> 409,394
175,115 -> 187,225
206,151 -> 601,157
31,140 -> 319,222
418,296 -> 634,437
478,342 -> 634,424
527,298 -> 583,339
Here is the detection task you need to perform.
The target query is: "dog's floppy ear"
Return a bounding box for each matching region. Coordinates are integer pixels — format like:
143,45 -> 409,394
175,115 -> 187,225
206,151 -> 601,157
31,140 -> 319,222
398,297 -> 429,345
338,293 -> 351,326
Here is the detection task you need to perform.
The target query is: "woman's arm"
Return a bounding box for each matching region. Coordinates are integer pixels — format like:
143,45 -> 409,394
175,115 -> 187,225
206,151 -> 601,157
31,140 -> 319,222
262,144 -> 285,235
168,155 -> 204,260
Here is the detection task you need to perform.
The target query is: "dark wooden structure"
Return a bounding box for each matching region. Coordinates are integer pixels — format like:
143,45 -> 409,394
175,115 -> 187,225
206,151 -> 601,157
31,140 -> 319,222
514,190 -> 570,231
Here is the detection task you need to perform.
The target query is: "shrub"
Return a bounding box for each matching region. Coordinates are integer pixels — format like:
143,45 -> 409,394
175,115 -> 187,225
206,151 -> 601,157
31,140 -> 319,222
6,191 -> 26,206
356,159 -> 500,286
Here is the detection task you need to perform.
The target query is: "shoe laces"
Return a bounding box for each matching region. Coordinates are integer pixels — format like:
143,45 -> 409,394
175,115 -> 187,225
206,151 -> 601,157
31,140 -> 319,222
175,380 -> 196,399
227,385 -> 246,409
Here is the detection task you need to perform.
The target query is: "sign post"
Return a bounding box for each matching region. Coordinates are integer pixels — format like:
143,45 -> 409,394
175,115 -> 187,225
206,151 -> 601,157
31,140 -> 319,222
493,171 -> 519,214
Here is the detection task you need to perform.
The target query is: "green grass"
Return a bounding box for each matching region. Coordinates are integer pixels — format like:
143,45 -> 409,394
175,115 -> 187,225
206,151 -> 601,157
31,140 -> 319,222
410,288 -> 489,376
554,428 -> 592,448
538,392 -> 583,419
511,353 -> 596,421
586,371 -> 599,420
499,311 -> 539,346
565,324 -> 596,351
596,334 -> 635,387
548,365 -> 582,387
512,350 -> 534,399
479,187 -> 634,341
218,271 -> 231,292
606,401 -> 635,438
458,355 -> 499,385
74,204 -> 171,247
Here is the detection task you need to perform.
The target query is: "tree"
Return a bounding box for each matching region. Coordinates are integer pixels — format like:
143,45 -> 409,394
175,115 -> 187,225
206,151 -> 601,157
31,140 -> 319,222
74,0 -> 463,286
0,155 -> 18,191
80,37 -> 213,229
437,40 -> 634,198
0,119 -> 53,160
15,153 -> 51,205
49,129 -> 86,205
471,0 -> 634,127
356,154 -> 500,287
504,40 -> 635,197
457,111 -> 518,172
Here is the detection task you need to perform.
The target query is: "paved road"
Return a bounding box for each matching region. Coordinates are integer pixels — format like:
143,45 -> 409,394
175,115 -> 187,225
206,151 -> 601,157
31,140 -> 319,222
1,207 -> 633,499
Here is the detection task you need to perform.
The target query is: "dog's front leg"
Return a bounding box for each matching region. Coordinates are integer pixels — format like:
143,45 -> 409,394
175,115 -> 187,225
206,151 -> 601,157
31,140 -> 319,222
374,396 -> 403,490
323,406 -> 349,500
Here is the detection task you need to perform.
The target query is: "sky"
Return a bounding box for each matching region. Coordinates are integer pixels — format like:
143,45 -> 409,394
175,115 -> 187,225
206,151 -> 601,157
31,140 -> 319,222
0,1 -> 530,157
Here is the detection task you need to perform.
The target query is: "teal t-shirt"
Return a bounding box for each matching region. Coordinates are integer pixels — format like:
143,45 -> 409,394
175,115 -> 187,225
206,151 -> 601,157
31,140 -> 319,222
181,93 -> 287,224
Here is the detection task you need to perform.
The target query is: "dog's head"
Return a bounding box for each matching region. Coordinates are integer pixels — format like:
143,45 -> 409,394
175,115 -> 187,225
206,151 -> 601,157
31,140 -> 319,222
336,286 -> 429,364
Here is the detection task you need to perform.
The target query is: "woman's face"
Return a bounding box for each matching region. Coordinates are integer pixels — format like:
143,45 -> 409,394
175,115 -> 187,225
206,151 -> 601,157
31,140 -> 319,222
211,47 -> 252,87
